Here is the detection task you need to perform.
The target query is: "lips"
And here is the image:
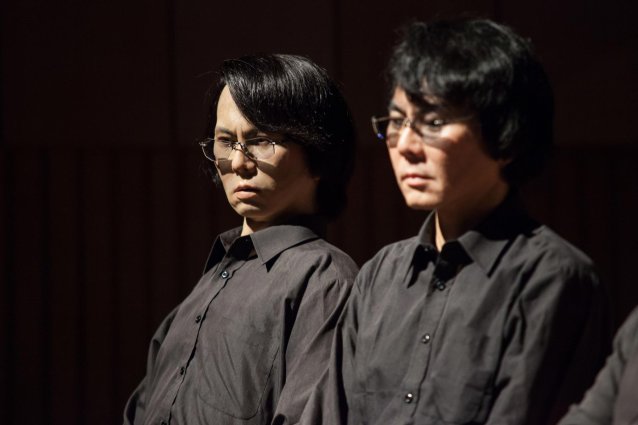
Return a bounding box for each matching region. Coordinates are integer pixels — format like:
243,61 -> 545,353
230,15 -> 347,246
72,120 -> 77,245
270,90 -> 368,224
234,185 -> 260,200
401,172 -> 429,180
401,173 -> 430,188
234,185 -> 258,193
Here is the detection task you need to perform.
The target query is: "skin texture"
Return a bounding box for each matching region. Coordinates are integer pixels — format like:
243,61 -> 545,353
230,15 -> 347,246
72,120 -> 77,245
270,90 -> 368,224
387,87 -> 510,249
214,86 -> 319,235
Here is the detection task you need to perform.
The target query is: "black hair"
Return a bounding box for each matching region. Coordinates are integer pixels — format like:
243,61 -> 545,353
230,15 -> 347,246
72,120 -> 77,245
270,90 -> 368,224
389,19 -> 554,185
205,54 -> 355,219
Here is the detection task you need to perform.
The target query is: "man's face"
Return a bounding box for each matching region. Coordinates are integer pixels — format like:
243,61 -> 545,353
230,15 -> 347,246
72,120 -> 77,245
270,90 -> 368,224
215,86 -> 318,228
387,87 -> 508,214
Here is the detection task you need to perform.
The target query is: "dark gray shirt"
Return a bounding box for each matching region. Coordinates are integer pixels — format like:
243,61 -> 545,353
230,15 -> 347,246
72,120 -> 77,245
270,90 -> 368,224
560,306 -> 638,425
294,195 -> 610,425
123,221 -> 358,425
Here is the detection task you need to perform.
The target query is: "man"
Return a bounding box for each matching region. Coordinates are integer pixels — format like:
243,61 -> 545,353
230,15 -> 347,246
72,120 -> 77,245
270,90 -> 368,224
559,306 -> 638,425
294,19 -> 609,425
123,54 -> 358,425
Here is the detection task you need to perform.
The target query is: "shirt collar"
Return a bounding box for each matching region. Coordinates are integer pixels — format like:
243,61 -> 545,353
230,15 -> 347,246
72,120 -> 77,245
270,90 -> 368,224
402,191 -> 535,285
250,222 -> 320,265
457,191 -> 535,276
203,216 -> 324,272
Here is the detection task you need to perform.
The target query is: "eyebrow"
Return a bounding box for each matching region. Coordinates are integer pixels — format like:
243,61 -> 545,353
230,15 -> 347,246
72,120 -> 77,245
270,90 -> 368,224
387,101 -> 442,118
387,102 -> 406,114
214,126 -> 264,138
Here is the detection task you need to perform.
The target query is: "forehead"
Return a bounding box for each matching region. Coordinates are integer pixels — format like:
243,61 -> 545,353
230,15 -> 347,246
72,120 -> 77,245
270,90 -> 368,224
390,86 -> 471,118
389,86 -> 443,113
215,86 -> 275,138
216,86 -> 251,125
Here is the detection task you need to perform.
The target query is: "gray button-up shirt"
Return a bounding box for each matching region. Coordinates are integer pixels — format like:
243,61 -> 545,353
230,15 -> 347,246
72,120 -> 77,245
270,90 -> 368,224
560,306 -> 638,425
124,220 -> 358,425
294,194 -> 610,425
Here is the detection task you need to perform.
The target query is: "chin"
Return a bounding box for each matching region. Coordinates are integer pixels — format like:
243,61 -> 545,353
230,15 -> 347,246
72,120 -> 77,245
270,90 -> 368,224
232,204 -> 265,217
402,193 -> 439,211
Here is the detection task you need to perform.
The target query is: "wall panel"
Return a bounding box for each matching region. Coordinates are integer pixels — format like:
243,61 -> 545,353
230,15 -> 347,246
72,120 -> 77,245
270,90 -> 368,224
11,151 -> 48,425
113,153 -> 153,407
0,150 -> 9,423
81,151 -> 118,423
48,151 -> 82,425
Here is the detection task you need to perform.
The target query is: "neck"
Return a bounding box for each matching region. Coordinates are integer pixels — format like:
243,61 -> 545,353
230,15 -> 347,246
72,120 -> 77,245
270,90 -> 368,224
241,218 -> 267,236
241,212 -> 319,236
434,182 -> 509,251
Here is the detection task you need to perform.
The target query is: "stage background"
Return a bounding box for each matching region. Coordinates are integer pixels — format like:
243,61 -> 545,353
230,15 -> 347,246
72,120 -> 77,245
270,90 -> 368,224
2,0 -> 638,423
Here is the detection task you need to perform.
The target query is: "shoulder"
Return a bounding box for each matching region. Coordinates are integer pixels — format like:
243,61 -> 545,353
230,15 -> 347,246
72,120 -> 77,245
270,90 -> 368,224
355,235 -> 420,290
510,223 -> 599,282
499,224 -> 605,311
276,237 -> 359,283
615,307 -> 638,356
365,235 -> 419,264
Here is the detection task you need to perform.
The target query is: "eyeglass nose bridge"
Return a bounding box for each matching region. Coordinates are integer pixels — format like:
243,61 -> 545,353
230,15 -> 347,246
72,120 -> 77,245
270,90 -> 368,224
228,141 -> 256,160
396,117 -> 424,139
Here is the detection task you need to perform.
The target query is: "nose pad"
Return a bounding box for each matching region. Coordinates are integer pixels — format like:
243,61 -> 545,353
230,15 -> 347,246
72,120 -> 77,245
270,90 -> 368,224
229,147 -> 256,176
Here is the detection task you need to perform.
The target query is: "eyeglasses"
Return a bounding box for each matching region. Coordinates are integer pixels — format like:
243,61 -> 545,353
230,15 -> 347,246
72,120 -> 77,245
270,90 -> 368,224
199,137 -> 280,162
371,115 -> 473,148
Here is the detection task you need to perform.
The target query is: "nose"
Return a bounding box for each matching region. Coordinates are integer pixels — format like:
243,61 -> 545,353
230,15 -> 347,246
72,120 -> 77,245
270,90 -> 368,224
229,145 -> 257,176
395,124 -> 424,158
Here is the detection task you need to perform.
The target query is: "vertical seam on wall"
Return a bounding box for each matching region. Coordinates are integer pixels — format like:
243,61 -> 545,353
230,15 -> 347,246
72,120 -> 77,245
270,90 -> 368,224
332,0 -> 343,81
167,0 -> 178,147
493,0 -> 503,22
110,149 -> 121,418
42,148 -> 52,424
76,148 -> 88,424
4,149 -> 16,424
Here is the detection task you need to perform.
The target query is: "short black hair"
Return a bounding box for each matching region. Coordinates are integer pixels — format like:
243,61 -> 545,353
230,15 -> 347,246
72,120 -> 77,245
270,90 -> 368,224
205,54 -> 355,219
389,19 -> 554,185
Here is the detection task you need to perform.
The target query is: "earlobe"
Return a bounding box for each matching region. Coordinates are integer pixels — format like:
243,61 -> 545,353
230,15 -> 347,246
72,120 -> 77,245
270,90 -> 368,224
498,157 -> 513,167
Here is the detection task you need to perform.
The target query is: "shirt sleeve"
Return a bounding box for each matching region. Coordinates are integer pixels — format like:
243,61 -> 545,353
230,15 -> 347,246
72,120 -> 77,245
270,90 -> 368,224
271,275 -> 355,425
122,306 -> 179,425
285,277 -> 362,425
485,264 -> 611,425
558,306 -> 638,425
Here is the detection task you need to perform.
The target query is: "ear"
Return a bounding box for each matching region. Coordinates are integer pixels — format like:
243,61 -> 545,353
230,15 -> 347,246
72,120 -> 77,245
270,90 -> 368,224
497,156 -> 513,167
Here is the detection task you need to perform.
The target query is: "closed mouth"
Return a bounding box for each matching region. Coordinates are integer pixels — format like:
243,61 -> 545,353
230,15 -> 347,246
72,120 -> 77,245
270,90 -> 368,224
401,173 -> 430,180
234,185 -> 259,193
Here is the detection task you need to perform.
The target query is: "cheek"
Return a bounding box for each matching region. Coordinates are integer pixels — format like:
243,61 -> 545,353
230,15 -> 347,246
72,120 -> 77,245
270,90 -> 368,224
219,174 -> 232,193
388,151 -> 403,178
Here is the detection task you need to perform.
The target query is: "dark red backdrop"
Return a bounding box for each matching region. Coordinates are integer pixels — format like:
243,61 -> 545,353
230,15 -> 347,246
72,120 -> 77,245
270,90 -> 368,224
2,1 -> 638,423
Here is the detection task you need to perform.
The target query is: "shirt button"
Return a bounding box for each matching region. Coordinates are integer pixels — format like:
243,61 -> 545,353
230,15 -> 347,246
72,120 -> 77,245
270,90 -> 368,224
179,366 -> 185,375
220,270 -> 229,279
195,314 -> 202,323
421,333 -> 431,344
436,282 -> 446,291
404,392 -> 414,403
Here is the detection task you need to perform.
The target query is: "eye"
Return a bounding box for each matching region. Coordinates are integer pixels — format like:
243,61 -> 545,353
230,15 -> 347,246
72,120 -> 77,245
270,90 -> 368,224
215,137 -> 235,147
246,137 -> 274,147
423,118 -> 446,132
387,117 -> 405,130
